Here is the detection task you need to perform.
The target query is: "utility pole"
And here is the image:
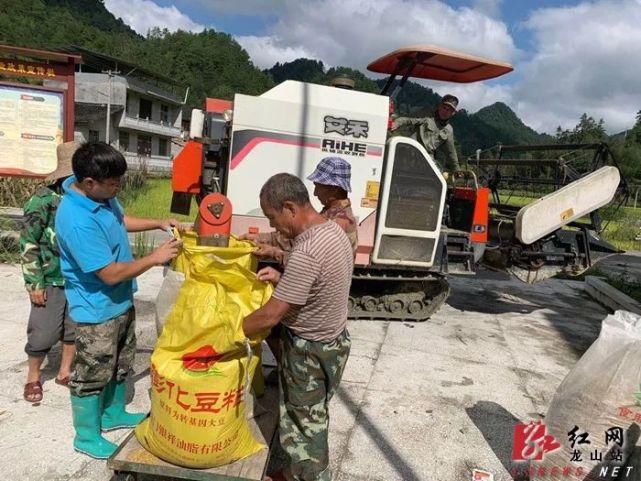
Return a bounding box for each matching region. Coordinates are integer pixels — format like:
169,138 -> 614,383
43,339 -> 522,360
102,69 -> 120,145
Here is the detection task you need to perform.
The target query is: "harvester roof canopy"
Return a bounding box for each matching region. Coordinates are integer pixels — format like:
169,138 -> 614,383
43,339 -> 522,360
367,44 -> 513,83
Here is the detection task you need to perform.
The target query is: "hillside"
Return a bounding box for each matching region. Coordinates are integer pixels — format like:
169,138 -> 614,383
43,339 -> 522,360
0,0 -> 273,106
0,0 -> 140,57
0,0 -> 566,155
454,102 -> 553,152
267,61 -> 549,155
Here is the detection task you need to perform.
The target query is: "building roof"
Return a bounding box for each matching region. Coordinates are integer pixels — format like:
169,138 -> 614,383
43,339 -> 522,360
0,44 -> 81,63
63,45 -> 185,88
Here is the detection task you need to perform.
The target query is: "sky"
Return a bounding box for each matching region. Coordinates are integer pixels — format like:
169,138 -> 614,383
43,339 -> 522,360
102,0 -> 641,135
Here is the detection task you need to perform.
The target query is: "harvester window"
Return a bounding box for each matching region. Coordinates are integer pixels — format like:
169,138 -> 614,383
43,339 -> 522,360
385,143 -> 443,232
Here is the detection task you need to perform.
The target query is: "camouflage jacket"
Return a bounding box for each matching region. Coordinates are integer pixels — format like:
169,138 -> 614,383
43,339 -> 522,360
320,198 -> 358,254
20,186 -> 64,291
392,113 -> 460,171
258,198 -> 358,264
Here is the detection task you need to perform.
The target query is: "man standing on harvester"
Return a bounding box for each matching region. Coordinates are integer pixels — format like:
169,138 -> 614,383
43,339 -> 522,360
392,94 -> 461,173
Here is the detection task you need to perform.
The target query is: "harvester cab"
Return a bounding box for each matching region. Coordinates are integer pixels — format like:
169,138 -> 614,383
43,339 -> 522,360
170,45 -> 623,321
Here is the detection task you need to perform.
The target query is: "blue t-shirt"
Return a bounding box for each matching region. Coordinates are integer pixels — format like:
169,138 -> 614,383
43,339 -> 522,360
56,176 -> 137,323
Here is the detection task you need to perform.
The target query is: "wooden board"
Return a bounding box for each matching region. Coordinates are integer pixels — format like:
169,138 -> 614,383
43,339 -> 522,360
108,384 -> 278,481
367,44 -> 513,83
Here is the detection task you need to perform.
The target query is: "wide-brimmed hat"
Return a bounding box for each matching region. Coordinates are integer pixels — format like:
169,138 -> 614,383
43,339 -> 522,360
307,157 -> 352,192
45,141 -> 80,182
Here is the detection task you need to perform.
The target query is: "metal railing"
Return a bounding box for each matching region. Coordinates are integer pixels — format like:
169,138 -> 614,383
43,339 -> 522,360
123,153 -> 172,173
119,115 -> 181,137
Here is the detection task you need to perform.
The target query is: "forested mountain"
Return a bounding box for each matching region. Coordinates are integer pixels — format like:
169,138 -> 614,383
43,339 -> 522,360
1,0 -> 639,174
267,60 -> 550,155
0,0 -> 273,105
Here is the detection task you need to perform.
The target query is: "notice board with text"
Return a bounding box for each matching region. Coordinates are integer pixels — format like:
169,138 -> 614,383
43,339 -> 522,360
0,83 -> 64,177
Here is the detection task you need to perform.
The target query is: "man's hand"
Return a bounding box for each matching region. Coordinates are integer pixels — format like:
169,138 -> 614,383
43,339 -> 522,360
158,219 -> 182,231
238,232 -> 261,243
253,243 -> 279,258
149,238 -> 182,265
256,267 -> 281,284
29,289 -> 46,306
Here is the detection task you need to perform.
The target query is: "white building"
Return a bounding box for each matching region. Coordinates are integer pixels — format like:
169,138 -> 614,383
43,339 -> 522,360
58,47 -> 188,172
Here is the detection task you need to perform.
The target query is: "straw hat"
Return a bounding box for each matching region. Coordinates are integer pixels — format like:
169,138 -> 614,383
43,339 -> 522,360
45,141 -> 80,182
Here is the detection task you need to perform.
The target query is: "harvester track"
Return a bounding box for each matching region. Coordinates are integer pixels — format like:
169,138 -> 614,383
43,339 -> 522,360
348,267 -> 450,322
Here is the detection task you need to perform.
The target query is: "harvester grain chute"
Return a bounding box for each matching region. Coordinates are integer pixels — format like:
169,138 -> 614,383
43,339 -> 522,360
170,45 -> 625,321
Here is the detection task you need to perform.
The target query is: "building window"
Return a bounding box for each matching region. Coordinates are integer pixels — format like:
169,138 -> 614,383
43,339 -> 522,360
139,98 -> 152,119
158,138 -> 169,157
89,130 -> 99,143
160,104 -> 169,124
119,131 -> 130,152
137,134 -> 152,156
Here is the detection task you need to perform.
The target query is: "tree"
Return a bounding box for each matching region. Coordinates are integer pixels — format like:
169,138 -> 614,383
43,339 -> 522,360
556,113 -> 608,144
624,109 -> 641,147
269,59 -> 325,84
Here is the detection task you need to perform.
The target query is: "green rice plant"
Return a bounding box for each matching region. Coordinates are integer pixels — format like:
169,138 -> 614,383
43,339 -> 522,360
132,232 -> 156,259
120,178 -> 192,222
0,177 -> 43,207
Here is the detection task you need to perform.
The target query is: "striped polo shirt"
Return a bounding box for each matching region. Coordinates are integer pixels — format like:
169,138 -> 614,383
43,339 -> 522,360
273,220 -> 354,341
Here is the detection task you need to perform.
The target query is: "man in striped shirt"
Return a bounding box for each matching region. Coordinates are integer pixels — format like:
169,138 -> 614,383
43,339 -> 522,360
243,173 -> 353,481
239,156 -> 358,264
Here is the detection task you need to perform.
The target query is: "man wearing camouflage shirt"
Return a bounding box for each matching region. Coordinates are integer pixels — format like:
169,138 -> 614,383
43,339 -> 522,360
392,94 -> 461,172
21,141 -> 79,404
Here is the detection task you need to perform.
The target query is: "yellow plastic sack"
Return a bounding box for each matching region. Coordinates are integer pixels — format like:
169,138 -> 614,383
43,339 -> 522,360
135,231 -> 273,468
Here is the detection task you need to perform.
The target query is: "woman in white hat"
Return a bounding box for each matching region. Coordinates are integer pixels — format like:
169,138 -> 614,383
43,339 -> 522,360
240,156 -> 358,264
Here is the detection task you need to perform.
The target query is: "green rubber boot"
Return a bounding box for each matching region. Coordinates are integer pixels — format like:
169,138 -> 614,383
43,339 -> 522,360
71,394 -> 118,459
101,379 -> 146,431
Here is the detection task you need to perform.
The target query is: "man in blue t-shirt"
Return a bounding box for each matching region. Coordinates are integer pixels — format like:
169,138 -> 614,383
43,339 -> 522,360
56,142 -> 181,459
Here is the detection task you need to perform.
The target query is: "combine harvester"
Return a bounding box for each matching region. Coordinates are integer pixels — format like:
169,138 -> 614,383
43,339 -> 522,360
170,45 -> 626,321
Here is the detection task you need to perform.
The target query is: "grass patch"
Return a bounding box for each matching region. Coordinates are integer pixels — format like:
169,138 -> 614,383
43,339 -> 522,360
606,274 -> 641,304
0,177 -> 44,207
575,266 -> 641,304
119,178 -> 192,222
0,216 -> 20,264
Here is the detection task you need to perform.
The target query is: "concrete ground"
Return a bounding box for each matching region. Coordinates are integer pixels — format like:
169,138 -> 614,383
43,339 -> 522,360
0,264 -> 610,481
598,252 -> 641,284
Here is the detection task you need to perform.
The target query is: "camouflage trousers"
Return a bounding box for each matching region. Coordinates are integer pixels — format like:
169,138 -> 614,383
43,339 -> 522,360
69,307 -> 136,397
279,327 -> 351,481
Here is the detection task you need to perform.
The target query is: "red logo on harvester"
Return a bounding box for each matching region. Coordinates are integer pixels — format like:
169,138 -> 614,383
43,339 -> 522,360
512,421 -> 562,461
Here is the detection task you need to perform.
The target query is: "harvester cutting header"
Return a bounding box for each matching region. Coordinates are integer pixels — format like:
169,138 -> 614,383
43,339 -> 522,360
170,45 -> 624,321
